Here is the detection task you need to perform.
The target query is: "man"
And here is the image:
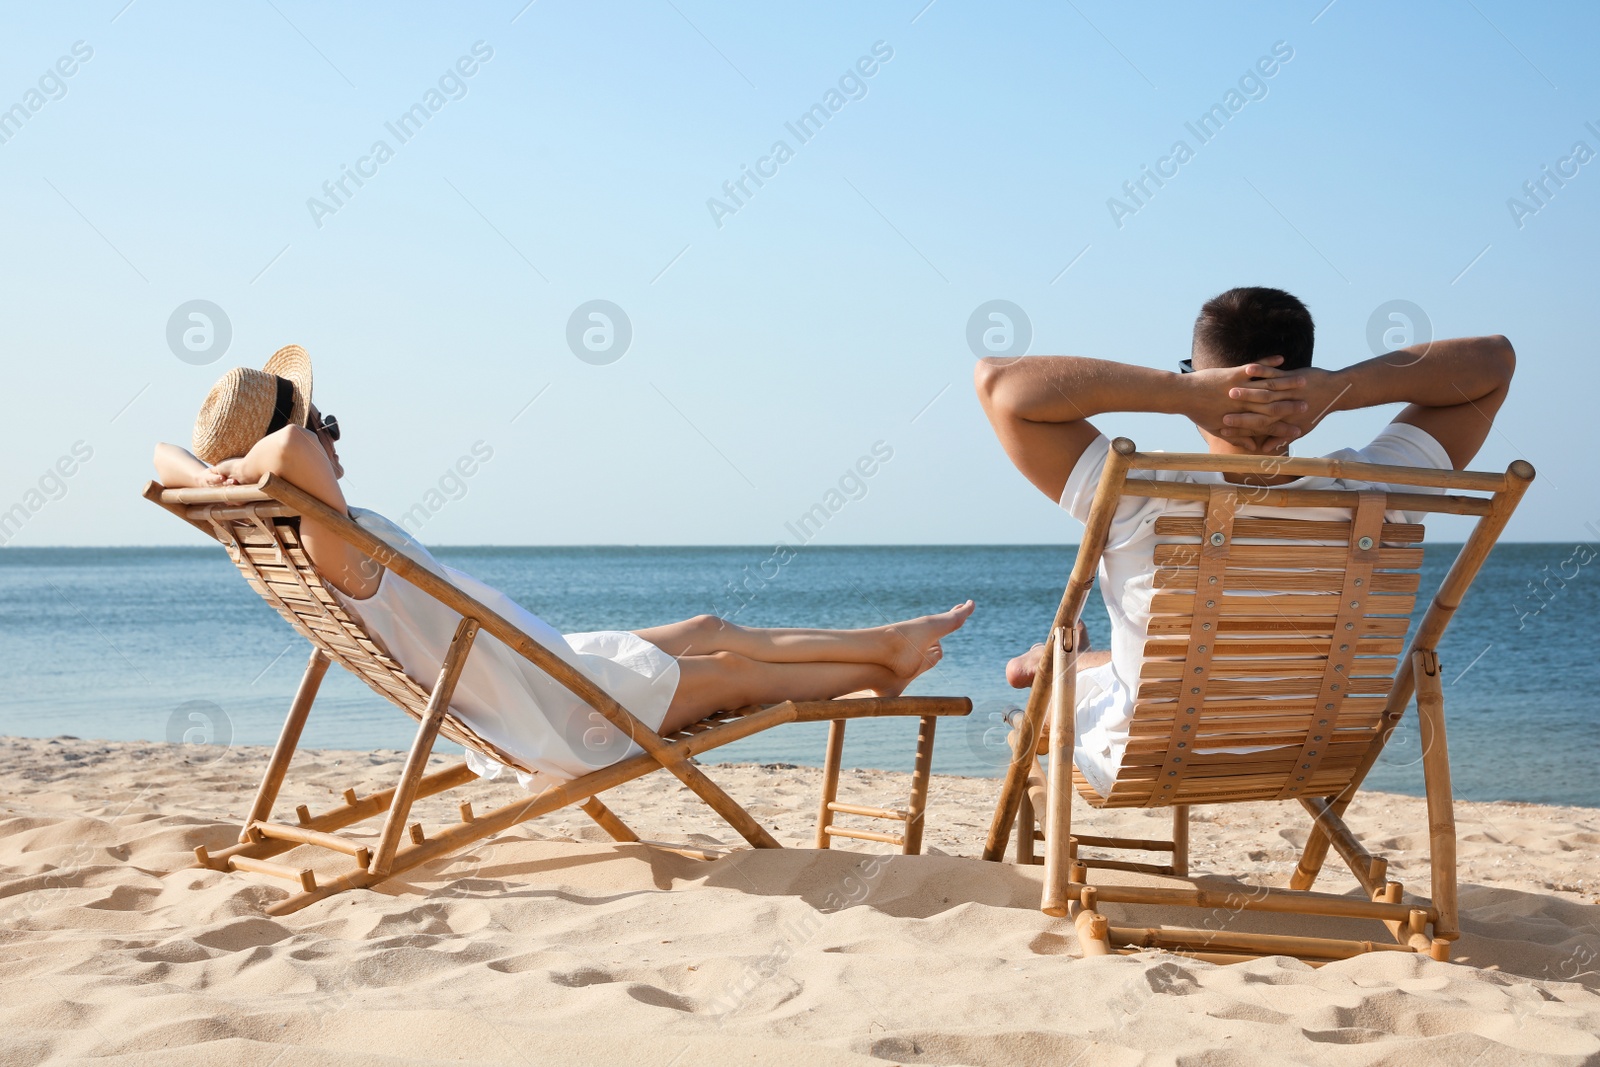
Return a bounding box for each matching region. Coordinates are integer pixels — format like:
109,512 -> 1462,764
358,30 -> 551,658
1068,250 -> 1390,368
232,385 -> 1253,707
973,286 -> 1515,796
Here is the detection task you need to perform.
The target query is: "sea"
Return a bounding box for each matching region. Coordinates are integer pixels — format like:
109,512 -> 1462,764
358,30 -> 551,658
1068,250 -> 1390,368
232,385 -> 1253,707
1,543 -> 1595,808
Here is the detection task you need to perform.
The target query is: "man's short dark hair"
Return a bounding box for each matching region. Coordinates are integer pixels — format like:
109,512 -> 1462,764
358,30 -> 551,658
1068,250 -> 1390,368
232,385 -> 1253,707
1191,287 -> 1314,371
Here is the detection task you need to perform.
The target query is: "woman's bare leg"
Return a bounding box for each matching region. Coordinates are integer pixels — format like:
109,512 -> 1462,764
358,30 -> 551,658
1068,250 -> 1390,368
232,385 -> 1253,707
634,601 -> 973,678
659,652 -> 918,734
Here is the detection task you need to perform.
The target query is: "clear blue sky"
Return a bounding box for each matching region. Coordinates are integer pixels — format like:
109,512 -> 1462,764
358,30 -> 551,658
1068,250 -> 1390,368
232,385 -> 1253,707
2,0 -> 1595,547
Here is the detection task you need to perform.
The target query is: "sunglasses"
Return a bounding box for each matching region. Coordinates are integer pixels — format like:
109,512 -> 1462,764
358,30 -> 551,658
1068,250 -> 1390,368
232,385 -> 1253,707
309,412 -> 340,441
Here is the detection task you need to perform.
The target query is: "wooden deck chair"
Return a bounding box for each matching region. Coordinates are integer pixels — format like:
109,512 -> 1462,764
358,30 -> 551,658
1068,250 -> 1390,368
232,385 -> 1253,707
144,476 -> 971,916
981,438 -> 1534,965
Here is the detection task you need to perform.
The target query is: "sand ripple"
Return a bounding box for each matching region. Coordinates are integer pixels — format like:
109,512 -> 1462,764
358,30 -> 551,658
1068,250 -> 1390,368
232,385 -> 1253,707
2,735 -> 1597,1065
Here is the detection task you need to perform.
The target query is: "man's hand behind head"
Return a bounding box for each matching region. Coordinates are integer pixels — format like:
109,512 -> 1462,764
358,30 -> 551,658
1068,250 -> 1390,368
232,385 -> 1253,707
1181,355 -> 1310,450
1217,364 -> 1343,451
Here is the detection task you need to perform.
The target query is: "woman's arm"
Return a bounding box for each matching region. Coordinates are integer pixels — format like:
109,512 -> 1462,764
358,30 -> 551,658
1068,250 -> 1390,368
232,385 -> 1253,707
153,443 -> 214,488
238,426 -> 380,599
157,427 -> 380,599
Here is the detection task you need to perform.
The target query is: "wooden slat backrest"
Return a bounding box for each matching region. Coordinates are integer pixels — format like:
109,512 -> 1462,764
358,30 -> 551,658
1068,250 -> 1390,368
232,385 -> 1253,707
177,497 -> 536,774
1057,442 -> 1535,812
1088,494 -> 1416,807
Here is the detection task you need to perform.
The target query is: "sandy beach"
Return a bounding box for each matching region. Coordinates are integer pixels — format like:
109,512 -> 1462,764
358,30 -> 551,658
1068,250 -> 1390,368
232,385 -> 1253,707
3,734 -> 1598,1066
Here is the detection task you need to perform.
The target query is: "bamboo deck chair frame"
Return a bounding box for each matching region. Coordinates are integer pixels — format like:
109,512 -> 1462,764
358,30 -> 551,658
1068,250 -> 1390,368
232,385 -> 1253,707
144,475 -> 971,916
981,437 -> 1534,965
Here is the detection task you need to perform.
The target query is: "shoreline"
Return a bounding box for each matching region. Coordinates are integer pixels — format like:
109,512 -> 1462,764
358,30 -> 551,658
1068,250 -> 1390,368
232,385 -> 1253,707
11,729 -> 1599,813
4,734 -> 1599,1064
6,734 -> 1598,907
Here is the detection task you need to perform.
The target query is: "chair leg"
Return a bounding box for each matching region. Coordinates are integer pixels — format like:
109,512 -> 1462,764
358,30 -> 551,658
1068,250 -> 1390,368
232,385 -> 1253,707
814,719 -> 847,849
371,618 -> 480,877
983,646 -> 1055,862
1041,628 -> 1078,917
240,648 -> 330,843
1290,792 -> 1347,891
1413,649 -> 1459,942
1171,804 -> 1190,878
1074,886 -> 1112,956
1026,756 -> 1050,864
901,716 -> 937,855
1016,788 -> 1036,865
580,796 -> 640,843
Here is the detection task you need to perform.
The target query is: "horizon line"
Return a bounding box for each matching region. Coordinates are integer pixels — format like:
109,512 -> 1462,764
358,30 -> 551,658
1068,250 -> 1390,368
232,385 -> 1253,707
0,539 -> 1547,552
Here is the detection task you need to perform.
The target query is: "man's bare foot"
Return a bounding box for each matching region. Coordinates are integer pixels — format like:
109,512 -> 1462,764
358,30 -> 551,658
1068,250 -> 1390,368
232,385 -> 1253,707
882,601 -> 974,678
1004,621 -> 1091,689
1006,643 -> 1047,689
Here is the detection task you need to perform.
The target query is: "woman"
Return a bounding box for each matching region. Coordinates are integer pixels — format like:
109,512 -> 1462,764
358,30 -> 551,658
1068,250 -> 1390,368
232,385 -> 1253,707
157,347 -> 973,788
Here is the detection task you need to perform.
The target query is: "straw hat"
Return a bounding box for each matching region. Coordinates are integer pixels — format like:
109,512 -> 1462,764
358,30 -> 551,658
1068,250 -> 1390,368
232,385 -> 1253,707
191,345 -> 314,465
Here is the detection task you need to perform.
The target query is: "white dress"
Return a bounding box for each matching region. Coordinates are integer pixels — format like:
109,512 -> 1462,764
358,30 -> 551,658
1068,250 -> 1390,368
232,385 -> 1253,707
332,508 -> 681,792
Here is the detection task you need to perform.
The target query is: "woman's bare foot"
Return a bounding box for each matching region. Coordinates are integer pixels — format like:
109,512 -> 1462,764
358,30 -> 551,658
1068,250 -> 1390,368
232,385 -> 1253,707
1004,621 -> 1091,689
879,642 -> 944,694
881,601 -> 974,678
838,652 -> 934,700
852,644 -> 942,698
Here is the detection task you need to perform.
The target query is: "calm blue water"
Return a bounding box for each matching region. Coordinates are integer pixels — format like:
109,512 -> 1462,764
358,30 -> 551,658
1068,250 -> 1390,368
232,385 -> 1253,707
1,544 -> 1595,806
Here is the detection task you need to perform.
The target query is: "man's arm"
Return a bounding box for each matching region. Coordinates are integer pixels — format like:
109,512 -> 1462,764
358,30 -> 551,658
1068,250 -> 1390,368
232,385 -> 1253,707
974,355 -> 1302,501
1221,336 -> 1516,469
